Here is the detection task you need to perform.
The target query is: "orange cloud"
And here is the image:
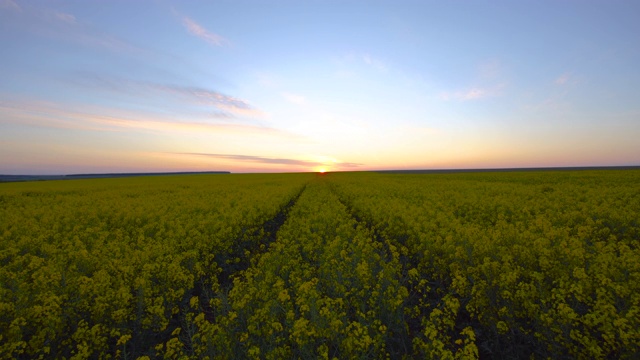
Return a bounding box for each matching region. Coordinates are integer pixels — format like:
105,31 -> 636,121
176,153 -> 362,169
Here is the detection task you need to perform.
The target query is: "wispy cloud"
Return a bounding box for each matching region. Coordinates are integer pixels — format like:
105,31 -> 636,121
523,95 -> 570,113
0,0 -> 20,11
153,83 -> 257,116
181,15 -> 228,46
439,83 -> 506,101
1,3 -> 141,54
53,11 -> 76,24
524,73 -> 576,112
72,74 -> 262,118
444,88 -> 488,101
362,53 -> 388,72
478,59 -> 502,80
338,52 -> 388,73
437,59 -> 509,101
555,73 -> 571,85
0,97 -> 293,138
177,153 -> 362,168
281,92 -> 307,105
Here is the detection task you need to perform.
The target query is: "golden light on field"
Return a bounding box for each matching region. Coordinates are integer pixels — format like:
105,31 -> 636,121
318,168 -> 327,174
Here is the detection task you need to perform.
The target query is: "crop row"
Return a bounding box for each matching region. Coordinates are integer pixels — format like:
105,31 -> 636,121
164,180 -> 409,358
159,177 -> 481,359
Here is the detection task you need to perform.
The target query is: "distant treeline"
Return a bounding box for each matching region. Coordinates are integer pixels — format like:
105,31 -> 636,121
375,166 -> 640,174
0,171 -> 230,183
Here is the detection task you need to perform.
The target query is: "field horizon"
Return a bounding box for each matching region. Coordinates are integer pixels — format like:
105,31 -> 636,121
2,165 -> 640,183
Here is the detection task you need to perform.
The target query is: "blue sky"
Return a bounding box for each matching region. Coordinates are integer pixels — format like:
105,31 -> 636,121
1,0 -> 639,174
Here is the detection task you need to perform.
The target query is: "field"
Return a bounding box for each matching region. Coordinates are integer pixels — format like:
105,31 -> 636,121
1,170 -> 639,359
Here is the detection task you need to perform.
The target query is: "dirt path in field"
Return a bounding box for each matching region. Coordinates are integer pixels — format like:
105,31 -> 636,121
123,182 -> 311,358
326,183 -> 421,349
216,182 -> 309,290
193,182 -> 310,322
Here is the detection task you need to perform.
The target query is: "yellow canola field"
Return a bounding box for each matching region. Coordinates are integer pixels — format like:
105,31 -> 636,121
329,170 -> 640,359
0,174 -> 311,359
1,170 -> 639,359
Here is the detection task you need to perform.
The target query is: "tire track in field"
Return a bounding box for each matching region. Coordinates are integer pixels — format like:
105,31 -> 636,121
135,183 -> 311,358
195,182 -> 309,322
327,180 -> 480,358
218,182 -> 309,289
326,180 -> 452,355
211,179 -> 414,358
324,181 -> 418,355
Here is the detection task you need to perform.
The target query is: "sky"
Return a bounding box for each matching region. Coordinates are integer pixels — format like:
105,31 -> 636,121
1,1 -> 639,174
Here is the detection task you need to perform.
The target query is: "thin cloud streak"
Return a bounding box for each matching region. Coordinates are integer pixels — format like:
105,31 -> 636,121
555,73 -> 571,85
439,83 -> 506,101
152,83 -> 257,116
478,59 -> 502,79
362,53 -> 387,72
181,16 -> 228,46
0,0 -> 20,11
72,74 -> 262,117
178,153 -> 363,168
338,52 -> 388,73
53,11 -> 76,24
0,98 -> 297,138
282,92 -> 307,105
1,2 -> 142,54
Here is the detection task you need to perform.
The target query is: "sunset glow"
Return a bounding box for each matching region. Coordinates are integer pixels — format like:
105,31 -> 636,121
1,1 -> 639,174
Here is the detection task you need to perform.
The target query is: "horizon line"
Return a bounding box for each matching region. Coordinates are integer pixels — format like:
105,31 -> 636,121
1,165 -> 640,183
